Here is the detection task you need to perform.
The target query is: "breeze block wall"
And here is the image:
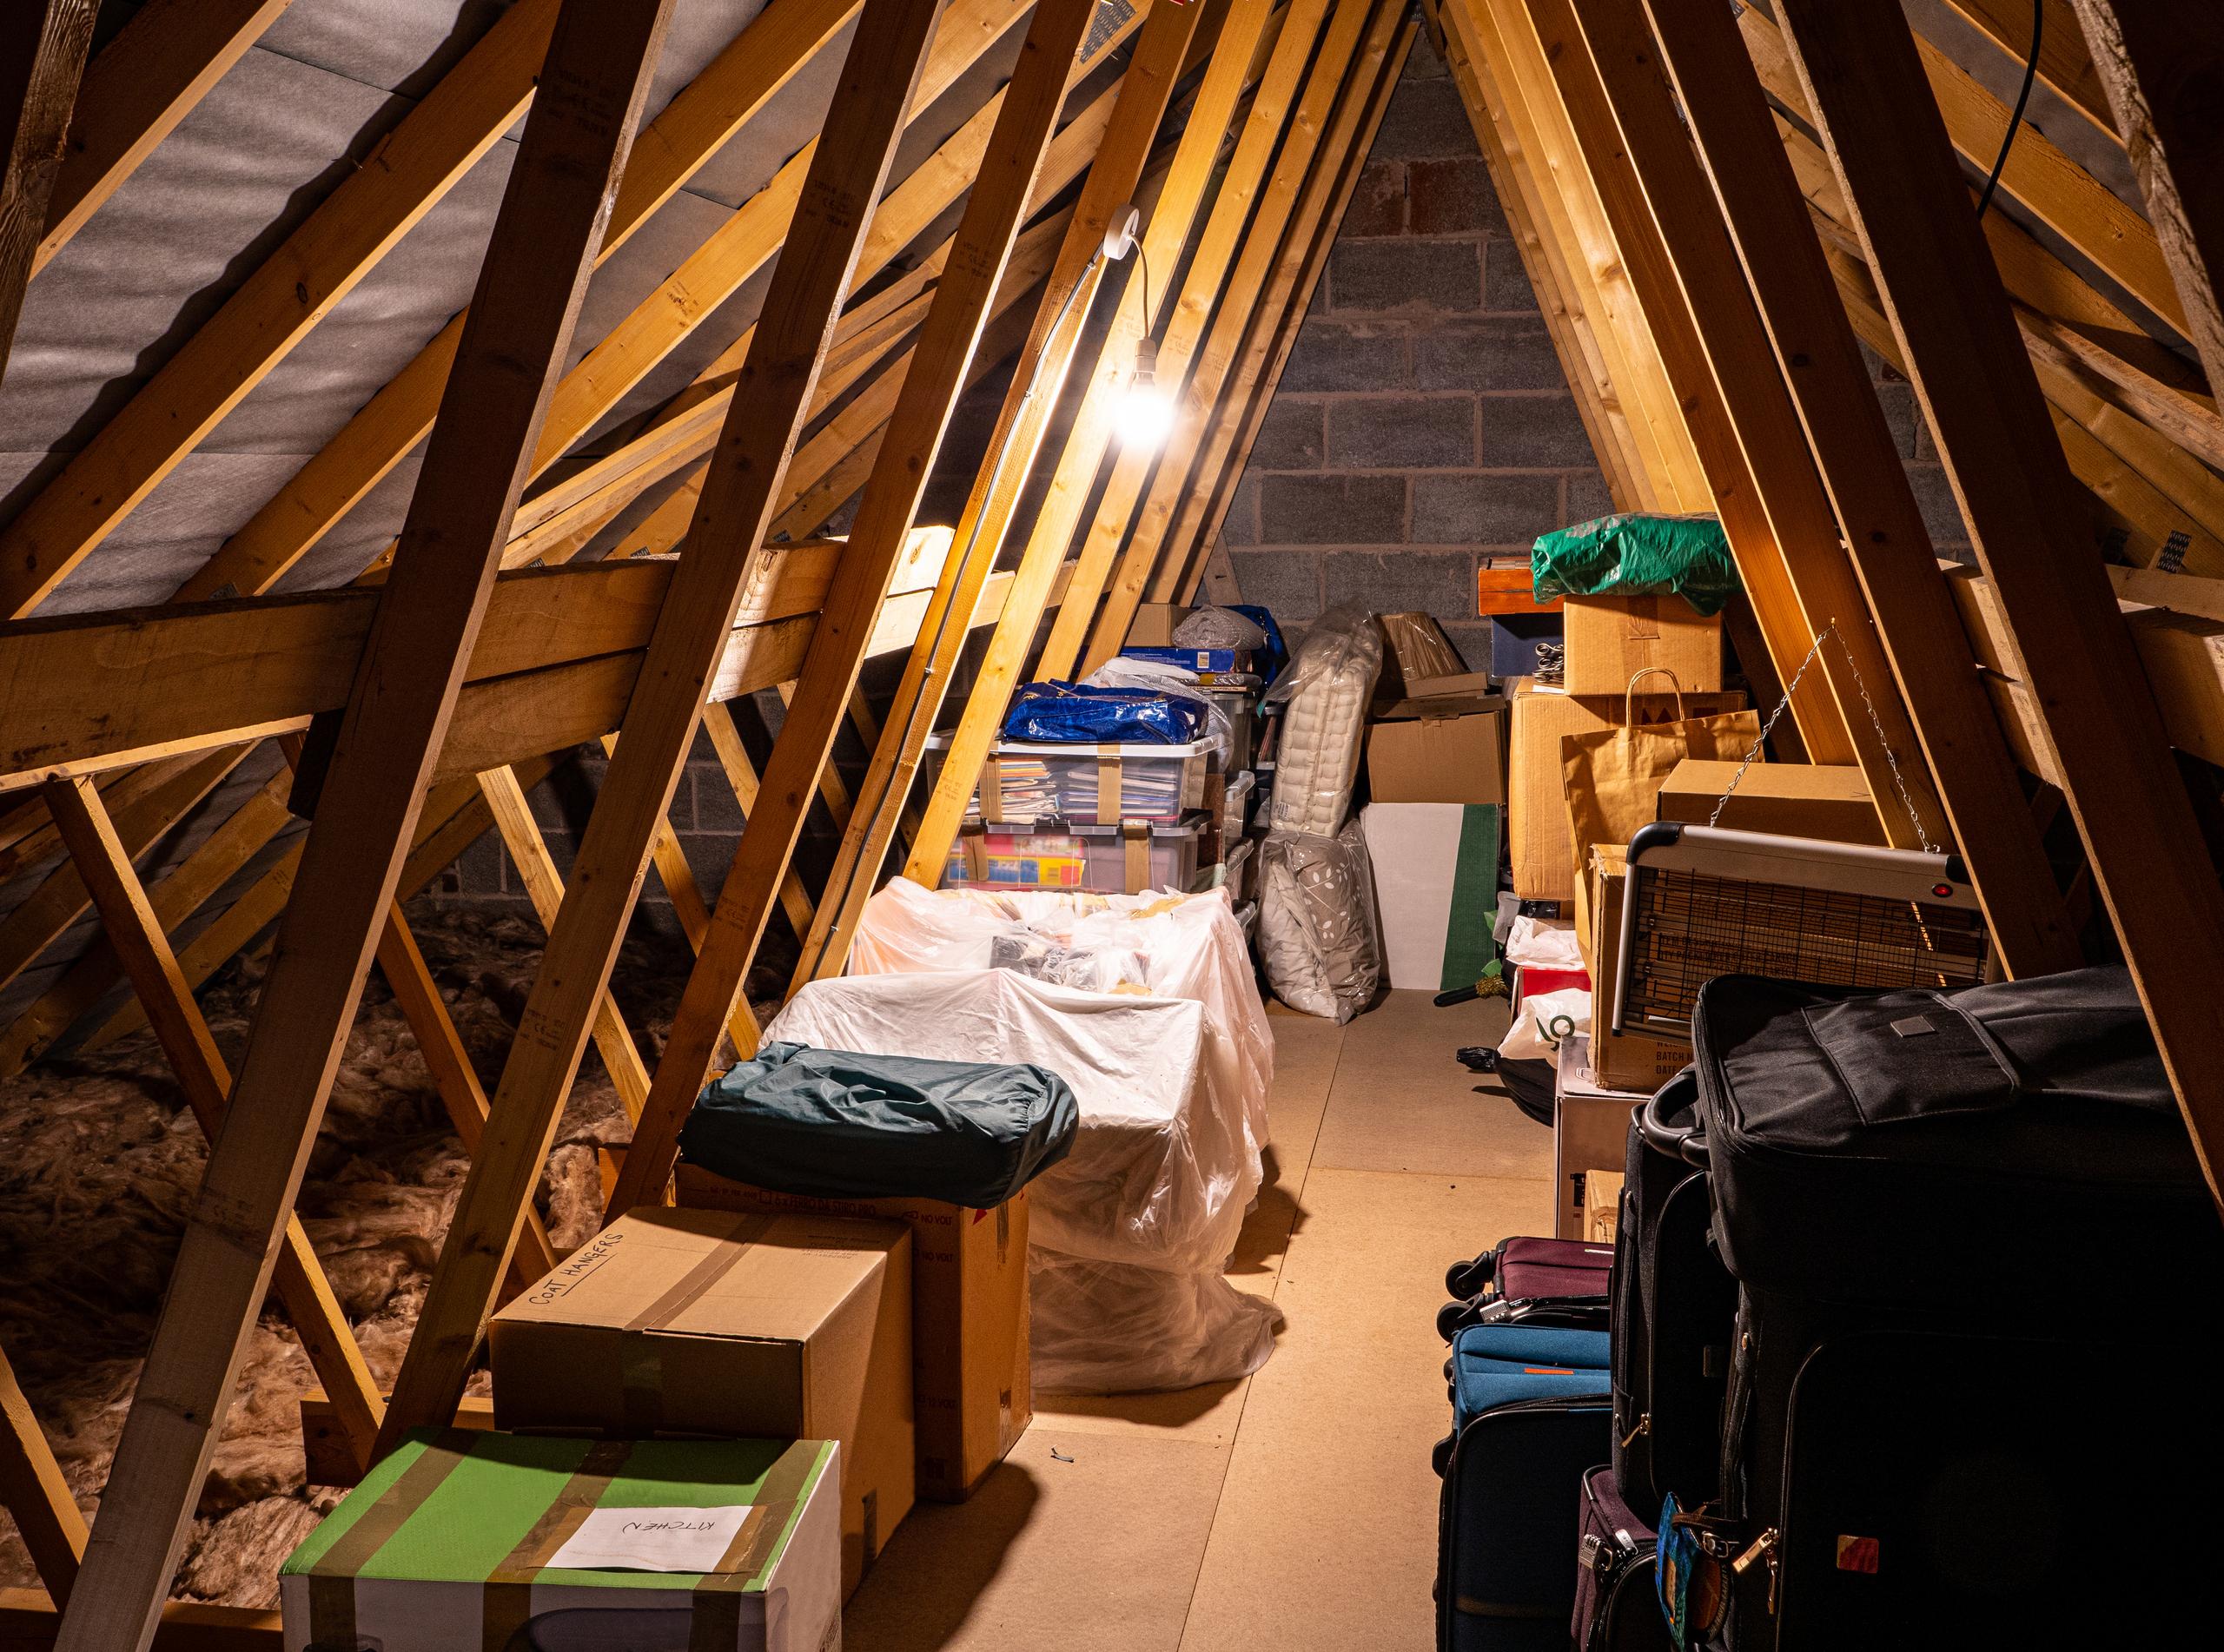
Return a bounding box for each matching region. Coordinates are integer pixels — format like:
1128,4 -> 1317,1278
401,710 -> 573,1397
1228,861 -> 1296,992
1218,33 -> 1608,667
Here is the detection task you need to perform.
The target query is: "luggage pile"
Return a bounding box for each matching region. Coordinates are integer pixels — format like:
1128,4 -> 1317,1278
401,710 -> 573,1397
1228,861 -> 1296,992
1432,964 -> 2222,1651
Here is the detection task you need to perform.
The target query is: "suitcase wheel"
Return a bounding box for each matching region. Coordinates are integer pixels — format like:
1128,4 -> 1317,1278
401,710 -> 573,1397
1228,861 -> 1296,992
1444,1253 -> 1497,1298
1436,1296 -> 1484,1341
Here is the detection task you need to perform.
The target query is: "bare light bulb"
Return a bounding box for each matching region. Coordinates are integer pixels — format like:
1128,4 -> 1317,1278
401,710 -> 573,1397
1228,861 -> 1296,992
1117,337 -> 1173,451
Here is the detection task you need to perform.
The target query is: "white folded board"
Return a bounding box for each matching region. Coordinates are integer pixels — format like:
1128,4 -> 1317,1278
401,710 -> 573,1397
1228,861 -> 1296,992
1362,803 -> 1473,990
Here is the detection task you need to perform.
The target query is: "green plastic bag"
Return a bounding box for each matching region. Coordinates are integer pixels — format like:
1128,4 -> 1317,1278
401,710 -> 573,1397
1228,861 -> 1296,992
1531,512 -> 1742,617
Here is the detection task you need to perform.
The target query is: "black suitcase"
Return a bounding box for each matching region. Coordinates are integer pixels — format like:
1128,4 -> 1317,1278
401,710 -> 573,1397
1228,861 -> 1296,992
1572,1464 -> 1671,1651
1609,1069 -> 1734,1515
1684,966 -> 2224,1649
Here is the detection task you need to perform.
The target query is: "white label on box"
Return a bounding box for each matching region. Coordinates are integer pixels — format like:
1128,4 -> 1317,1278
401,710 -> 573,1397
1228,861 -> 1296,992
547,1504 -> 754,1573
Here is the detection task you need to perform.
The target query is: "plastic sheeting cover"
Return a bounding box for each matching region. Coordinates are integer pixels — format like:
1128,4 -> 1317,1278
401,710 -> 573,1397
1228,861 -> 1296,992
763,968 -> 1280,1391
1256,818 -> 1380,1024
846,879 -> 1272,1167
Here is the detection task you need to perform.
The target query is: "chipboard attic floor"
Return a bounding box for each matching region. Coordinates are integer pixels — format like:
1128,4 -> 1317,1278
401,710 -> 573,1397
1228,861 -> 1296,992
844,988 -> 1549,1652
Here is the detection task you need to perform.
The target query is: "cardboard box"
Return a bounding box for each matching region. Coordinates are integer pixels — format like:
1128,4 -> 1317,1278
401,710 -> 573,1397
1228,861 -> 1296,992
1657,760 -> 1884,845
490,1208 -> 914,1596
1360,802 -> 1502,991
674,1165 -> 1030,1503
281,1431 -> 841,1651
1126,603 -> 1192,646
1552,1038 -> 1645,1241
1508,678 -> 1748,902
1377,611 -> 1468,700
1367,694 -> 1506,806
1560,594 -> 1723,695
1579,846 -> 1693,1094
1583,1168 -> 1625,1246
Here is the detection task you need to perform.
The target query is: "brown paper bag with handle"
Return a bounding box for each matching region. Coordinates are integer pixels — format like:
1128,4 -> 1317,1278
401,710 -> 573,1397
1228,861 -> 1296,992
1560,667 -> 1763,886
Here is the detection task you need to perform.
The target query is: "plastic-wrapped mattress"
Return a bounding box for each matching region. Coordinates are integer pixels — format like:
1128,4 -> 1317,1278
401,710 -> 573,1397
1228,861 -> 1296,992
846,879 -> 1273,1176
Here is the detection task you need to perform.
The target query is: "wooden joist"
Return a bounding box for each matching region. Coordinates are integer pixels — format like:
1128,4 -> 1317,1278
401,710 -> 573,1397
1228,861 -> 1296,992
33,0 -> 298,272
374,0 -> 957,1464
604,0 -> 1122,1220
803,0 -> 1241,963
1943,0 -> 2118,142
42,775 -> 388,1475
2068,1 -> 2224,394
181,0 -> 1027,607
1629,0 -> 2079,976
1036,0 -> 1336,683
1769,0 -> 2224,1212
51,6 -> 681,1639
1082,0 -> 1393,676
0,1345 -> 84,1606
1459,0 -> 1859,760
0,1 -> 96,380
1174,2 -> 1413,600
0,0 -> 565,618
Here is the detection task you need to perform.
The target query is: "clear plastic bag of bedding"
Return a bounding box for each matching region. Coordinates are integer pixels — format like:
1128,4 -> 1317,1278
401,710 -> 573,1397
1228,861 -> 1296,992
1261,602 -> 1382,836
1256,818 -> 1381,1023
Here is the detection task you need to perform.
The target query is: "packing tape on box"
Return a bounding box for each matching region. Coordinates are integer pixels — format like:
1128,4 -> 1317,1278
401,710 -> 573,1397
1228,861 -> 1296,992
1096,750 -> 1124,818
618,1213 -> 777,1436
981,757 -> 1007,825
1122,820 -> 1148,895
306,1429 -> 485,1646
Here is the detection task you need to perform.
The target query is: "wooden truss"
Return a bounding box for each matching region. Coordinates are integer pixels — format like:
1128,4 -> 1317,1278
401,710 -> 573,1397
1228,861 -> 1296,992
3,0 -> 2224,1640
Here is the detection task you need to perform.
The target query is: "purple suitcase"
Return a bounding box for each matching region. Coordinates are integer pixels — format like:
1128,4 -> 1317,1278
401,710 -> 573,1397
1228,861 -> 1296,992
1572,1464 -> 1671,1652
1439,1236 -> 1613,1340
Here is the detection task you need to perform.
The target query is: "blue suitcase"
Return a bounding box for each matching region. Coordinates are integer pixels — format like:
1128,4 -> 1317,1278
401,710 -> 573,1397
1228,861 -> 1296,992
1432,1325 -> 1612,1652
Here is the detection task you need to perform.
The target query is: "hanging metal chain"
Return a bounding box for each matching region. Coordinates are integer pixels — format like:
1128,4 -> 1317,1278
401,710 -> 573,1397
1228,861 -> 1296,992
1706,621 -> 1938,854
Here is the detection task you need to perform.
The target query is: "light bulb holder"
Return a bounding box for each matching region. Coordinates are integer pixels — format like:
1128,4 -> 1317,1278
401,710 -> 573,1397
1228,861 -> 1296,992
1133,336 -> 1159,388
1102,204 -> 1142,262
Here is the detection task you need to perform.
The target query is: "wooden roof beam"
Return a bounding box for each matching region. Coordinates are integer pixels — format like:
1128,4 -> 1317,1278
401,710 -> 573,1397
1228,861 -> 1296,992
1625,0 -> 2076,973
375,0 -> 959,1461
791,0 -> 1234,988
52,5 -> 681,1637
33,0 -> 299,272
1770,0 -> 2224,1210
184,0 -> 1032,607
0,2 -> 95,382
2068,1 -> 2224,394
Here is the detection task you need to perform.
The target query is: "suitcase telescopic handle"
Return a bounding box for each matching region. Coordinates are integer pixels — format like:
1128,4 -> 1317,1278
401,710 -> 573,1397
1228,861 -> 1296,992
1639,1068 -> 1709,1168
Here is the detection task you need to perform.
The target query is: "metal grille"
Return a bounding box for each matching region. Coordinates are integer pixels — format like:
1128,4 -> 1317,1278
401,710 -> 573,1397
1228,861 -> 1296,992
1623,866 -> 1990,1034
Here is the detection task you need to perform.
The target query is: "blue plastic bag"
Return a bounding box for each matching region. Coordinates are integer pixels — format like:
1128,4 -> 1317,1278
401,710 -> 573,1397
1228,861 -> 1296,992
1000,681 -> 1206,745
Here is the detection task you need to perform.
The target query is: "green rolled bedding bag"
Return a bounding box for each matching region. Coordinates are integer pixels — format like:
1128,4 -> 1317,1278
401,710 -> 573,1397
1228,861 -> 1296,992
1530,512 -> 1741,615
678,1041 -> 1079,1208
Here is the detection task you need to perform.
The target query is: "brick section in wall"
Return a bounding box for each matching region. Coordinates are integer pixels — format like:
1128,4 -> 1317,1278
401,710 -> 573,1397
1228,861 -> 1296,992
1217,34 -> 1979,661
1219,33 -> 1608,670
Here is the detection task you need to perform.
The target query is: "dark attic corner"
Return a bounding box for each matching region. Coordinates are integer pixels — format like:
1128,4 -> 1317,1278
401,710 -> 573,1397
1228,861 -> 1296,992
0,0 -> 2220,1649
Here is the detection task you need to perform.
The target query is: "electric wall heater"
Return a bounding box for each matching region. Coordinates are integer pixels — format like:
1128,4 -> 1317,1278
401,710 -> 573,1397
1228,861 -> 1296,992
1610,823 -> 1991,1041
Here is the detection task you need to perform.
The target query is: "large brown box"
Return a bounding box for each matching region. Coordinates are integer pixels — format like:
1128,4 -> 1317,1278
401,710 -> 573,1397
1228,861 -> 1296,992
1508,678 -> 1747,902
675,1164 -> 1030,1503
1559,594 -> 1723,695
1657,760 -> 1885,845
489,1207 -> 915,1596
1367,693 -> 1507,805
1577,845 -> 1693,1094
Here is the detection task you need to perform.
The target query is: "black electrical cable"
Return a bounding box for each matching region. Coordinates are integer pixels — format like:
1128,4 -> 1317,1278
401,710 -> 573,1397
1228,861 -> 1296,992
1974,0 -> 2042,221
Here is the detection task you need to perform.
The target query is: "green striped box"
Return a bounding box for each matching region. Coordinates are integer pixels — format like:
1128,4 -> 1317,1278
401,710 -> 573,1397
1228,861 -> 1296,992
281,1431 -> 840,1652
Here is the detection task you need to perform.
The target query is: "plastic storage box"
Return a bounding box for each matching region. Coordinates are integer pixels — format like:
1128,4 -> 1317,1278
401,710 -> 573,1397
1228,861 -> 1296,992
944,814 -> 1208,895
926,733 -> 1210,825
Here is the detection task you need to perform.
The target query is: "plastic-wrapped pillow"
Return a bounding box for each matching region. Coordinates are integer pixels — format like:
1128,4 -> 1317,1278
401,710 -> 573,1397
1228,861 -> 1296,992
1172,605 -> 1268,650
